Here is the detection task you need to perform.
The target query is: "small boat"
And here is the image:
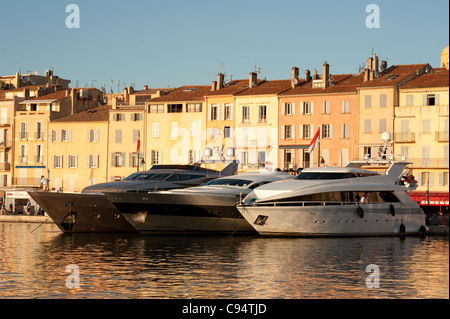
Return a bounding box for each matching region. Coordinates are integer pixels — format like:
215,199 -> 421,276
104,171 -> 294,235
236,159 -> 428,237
28,163 -> 238,233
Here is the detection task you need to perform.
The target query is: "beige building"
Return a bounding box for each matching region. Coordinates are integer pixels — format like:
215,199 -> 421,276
357,54 -> 430,159
48,105 -> 110,191
396,68 -> 449,213
13,88 -> 104,187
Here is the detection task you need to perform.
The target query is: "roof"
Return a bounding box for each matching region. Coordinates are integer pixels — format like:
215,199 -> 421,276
52,105 -> 111,123
147,85 -> 212,103
205,79 -> 254,96
133,88 -> 175,95
281,73 -> 365,96
400,68 -> 449,89
359,64 -> 430,88
235,79 -> 292,96
28,89 -> 69,101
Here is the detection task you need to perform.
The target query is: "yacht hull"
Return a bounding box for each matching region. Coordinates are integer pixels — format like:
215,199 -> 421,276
237,203 -> 427,237
107,192 -> 256,235
28,191 -> 137,233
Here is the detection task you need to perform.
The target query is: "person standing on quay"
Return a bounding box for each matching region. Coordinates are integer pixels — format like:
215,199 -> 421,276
41,175 -> 49,192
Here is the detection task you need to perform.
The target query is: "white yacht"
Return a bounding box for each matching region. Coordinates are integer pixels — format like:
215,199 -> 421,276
236,160 -> 427,237
105,171 -> 293,235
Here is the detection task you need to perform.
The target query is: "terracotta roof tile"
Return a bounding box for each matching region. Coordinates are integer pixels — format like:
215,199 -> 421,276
29,89 -> 69,101
147,85 -> 211,103
281,74 -> 365,95
359,64 -> 430,87
52,105 -> 111,122
400,68 -> 449,89
205,79 -> 255,96
235,79 -> 292,96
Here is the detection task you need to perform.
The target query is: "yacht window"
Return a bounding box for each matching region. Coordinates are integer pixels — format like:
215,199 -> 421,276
268,191 -> 400,204
123,173 -> 170,181
166,174 -> 203,181
295,172 -> 360,180
202,179 -> 252,187
248,181 -> 271,189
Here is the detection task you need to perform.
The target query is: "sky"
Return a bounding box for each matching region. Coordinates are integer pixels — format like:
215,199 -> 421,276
0,0 -> 448,92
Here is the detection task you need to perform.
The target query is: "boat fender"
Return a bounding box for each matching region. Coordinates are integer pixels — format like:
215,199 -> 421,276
400,223 -> 406,234
390,204 -> 395,217
419,225 -> 427,233
357,206 -> 364,218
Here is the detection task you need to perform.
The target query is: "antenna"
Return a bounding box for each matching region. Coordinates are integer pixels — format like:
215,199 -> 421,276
254,60 -> 261,75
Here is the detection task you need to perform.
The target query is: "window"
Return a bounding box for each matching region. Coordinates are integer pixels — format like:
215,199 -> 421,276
303,102 -> 313,114
88,130 -> 99,142
189,150 -> 197,164
364,119 -> 372,133
20,145 -> 27,163
258,105 -> 267,123
224,104 -> 232,120
364,95 -> 372,108
131,152 -> 140,168
186,103 -> 202,112
69,155 -> 78,168
322,101 -> 330,114
151,150 -> 160,165
50,130 -> 57,142
113,152 -> 124,167
322,124 -> 332,138
152,123 -> 159,138
224,126 -> 231,138
149,104 -> 164,113
422,119 -> 431,133
131,113 -> 143,121
53,155 -> 63,168
342,124 -> 349,139
303,125 -> 312,139
211,104 -> 219,120
36,122 -> 43,139
285,103 -> 293,115
342,100 -> 350,113
440,172 -> 449,187
35,145 -> 43,163
132,130 -> 140,144
189,121 -> 198,137
30,104 -> 37,111
115,130 -> 122,143
241,151 -> 249,166
400,146 -> 409,160
420,172 -> 430,186
20,122 -> 28,139
422,146 -> 430,167
380,94 -> 387,108
425,94 -> 436,106
170,122 -> 178,139
88,155 -> 99,168
242,106 -> 250,123
61,130 -> 71,142
379,119 -> 387,133
406,95 -> 414,106
168,104 -> 182,113
285,125 -> 294,139
113,113 -> 125,121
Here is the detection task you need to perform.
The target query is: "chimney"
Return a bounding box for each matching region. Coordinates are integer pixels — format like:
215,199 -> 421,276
217,73 -> 225,90
144,85 -> 148,90
123,87 -> 129,103
305,70 -> 311,82
380,60 -> 387,72
372,53 -> 379,74
249,72 -> 257,88
313,69 -> 318,79
364,68 -> 370,82
112,97 -> 118,109
322,62 -> 330,89
211,81 -> 217,91
291,67 -> 299,88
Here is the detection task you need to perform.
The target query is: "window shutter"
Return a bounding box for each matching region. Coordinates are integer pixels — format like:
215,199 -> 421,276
111,153 -> 115,167
301,102 -> 305,114
422,94 -> 427,106
230,103 -> 234,120
281,125 -> 285,139
430,172 -> 434,186
122,153 -> 126,167
330,124 -> 333,138
292,125 -> 295,139
66,156 -> 70,168
281,103 -> 285,115
311,102 -> 314,114
292,103 -> 296,115
129,153 -> 133,167
439,172 -> 444,186
208,104 -> 212,121
50,156 -> 55,168
435,94 -> 440,106
299,125 -> 303,139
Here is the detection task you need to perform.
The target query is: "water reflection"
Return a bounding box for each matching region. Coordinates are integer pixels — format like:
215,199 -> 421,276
0,223 -> 448,299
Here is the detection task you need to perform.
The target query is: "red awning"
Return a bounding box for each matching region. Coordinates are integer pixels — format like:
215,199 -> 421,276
408,192 -> 449,206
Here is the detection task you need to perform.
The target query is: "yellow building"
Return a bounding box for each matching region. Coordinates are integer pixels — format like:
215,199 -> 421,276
48,105 -> 110,191
234,74 -> 291,171
396,68 -> 449,214
145,85 -> 211,166
357,54 -> 430,159
13,88 -> 103,187
204,75 -> 250,168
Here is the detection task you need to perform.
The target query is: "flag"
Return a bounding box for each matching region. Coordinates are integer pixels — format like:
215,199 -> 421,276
308,128 -> 320,153
136,133 -> 141,152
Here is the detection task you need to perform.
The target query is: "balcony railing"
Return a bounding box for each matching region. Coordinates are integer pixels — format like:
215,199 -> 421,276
35,131 -> 44,140
17,156 -> 28,164
394,132 -> 415,143
404,158 -> 449,168
435,131 -> 449,142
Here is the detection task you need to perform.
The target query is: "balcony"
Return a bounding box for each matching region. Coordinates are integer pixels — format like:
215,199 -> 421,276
394,132 -> 415,143
435,131 -> 449,142
35,131 -> 44,140
405,158 -> 449,169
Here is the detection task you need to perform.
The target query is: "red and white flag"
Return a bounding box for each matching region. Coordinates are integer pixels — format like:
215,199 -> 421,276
308,128 -> 320,153
136,133 -> 141,152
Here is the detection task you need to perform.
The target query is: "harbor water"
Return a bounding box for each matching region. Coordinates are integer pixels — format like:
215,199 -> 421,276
0,222 -> 448,299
